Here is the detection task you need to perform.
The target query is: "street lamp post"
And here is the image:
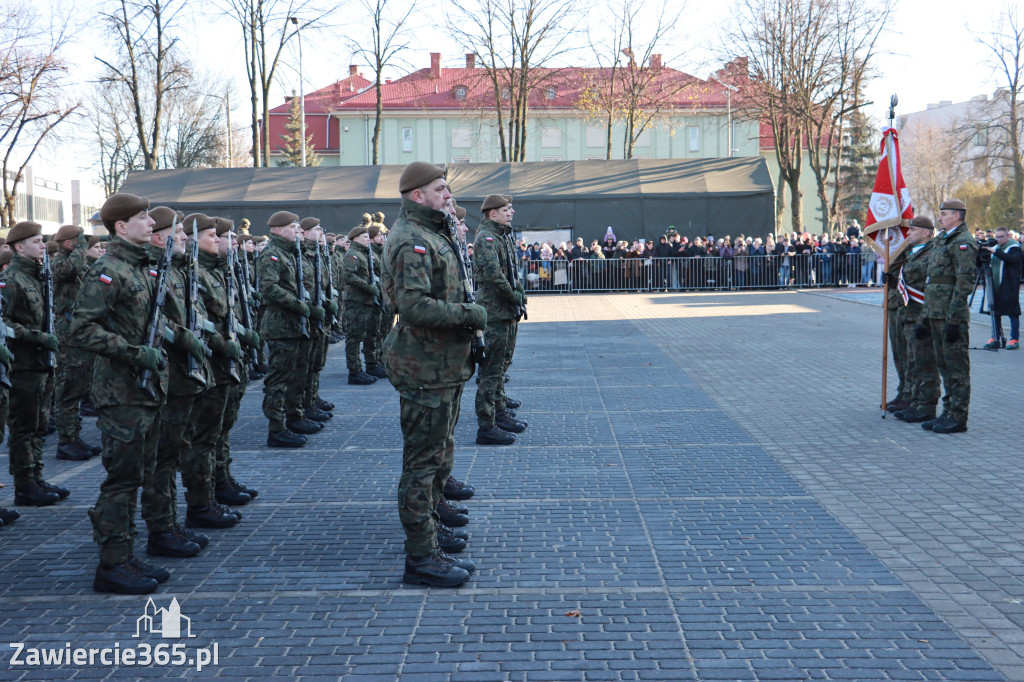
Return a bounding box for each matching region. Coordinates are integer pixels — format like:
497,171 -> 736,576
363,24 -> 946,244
290,16 -> 306,168
712,77 -> 740,157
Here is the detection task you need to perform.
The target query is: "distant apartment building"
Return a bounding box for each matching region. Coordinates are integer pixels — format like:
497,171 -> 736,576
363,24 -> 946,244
2,165 -> 106,236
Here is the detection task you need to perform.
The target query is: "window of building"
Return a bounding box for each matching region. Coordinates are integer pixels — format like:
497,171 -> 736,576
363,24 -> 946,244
502,88 -> 511,101
688,126 -> 700,152
541,127 -> 561,148
585,155 -> 606,160
451,157 -> 471,163
539,156 -> 561,162
32,196 -> 64,223
401,127 -> 413,153
545,87 -> 556,100
635,128 -> 650,147
585,126 -> 605,148
454,86 -> 467,101
451,127 -> 472,149
633,154 -> 651,159
973,126 -> 988,147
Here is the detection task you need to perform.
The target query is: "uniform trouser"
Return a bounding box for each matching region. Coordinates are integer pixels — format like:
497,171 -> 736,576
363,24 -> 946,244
144,392 -> 198,532
344,304 -> 380,372
888,307 -> 908,402
303,331 -> 329,408
902,319 -> 940,411
8,370 -> 55,487
263,338 -> 304,432
188,383 -> 233,507
90,405 -> 160,565
215,381 -> 246,484
372,307 -> 393,367
54,346 -> 92,443
476,320 -> 512,429
929,318 -> 971,423
0,383 -> 8,442
398,384 -> 463,557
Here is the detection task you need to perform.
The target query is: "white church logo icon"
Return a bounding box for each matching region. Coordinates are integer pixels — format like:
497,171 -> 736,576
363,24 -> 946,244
134,598 -> 195,639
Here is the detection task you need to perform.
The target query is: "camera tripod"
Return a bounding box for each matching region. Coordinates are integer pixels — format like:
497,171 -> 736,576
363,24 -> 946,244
968,260 -> 1002,348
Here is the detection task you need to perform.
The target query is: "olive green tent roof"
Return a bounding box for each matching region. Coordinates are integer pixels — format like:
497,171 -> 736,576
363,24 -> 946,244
118,157 -> 775,242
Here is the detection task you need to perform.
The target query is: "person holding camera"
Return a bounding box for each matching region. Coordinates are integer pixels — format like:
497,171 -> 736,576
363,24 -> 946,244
981,227 -> 1021,350
920,199 -> 978,434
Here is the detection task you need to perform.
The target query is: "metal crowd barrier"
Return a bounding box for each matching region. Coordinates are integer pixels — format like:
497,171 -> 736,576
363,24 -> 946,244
515,254 -> 885,293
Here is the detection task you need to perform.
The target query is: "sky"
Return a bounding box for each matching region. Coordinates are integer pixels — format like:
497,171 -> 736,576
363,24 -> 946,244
34,0 -> 1016,176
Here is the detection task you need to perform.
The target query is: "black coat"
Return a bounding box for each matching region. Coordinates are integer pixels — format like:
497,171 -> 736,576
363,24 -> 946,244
993,243 -> 1022,316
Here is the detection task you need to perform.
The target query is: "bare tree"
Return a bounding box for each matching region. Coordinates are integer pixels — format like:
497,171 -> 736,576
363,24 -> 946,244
160,74 -> 234,169
347,0 -> 414,165
92,79 -> 141,196
0,3 -> 80,228
97,0 -> 191,171
899,120 -> 964,217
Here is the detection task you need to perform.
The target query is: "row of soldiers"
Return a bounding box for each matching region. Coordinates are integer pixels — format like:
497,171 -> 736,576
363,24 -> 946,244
884,199 -> 978,433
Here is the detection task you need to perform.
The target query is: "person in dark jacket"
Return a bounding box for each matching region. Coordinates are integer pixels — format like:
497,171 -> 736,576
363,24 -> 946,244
982,226 -> 1021,349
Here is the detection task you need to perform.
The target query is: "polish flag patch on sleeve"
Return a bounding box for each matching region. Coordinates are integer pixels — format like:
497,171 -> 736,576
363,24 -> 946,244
270,255 -> 279,261
413,245 -> 426,254
959,244 -> 968,250
149,269 -> 158,277
485,237 -> 493,241
99,273 -> 113,285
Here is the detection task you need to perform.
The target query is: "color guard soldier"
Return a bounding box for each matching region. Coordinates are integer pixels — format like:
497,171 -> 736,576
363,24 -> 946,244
894,217 -> 940,423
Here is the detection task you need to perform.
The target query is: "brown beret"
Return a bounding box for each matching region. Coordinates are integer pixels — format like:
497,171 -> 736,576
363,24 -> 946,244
940,199 -> 967,211
149,206 -> 177,231
299,217 -> 320,230
253,235 -> 268,243
88,235 -> 103,248
175,210 -> 185,223
46,240 -> 60,255
369,223 -> 389,239
454,205 -> 467,221
399,161 -> 446,193
182,213 -> 216,232
214,217 -> 234,236
238,234 -> 252,243
100,193 -> 149,230
373,212 -> 385,222
6,220 -> 42,245
54,224 -> 83,242
0,250 -> 11,267
268,211 -> 299,228
0,238 -> 5,246
481,194 -> 512,212
348,225 -> 368,240
909,216 -> 934,230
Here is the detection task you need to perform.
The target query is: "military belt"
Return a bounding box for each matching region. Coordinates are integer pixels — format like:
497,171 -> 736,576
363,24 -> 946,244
926,276 -> 956,284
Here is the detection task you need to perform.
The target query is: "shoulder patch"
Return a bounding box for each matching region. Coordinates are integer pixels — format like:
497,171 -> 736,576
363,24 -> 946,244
99,273 -> 113,285
0,282 -> 5,288
149,269 -> 158,277
959,244 -> 968,250
414,245 -> 426,254
485,237 -> 493,241
270,255 -> 279,262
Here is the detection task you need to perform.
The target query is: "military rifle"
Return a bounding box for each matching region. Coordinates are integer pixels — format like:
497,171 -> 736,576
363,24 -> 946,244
40,246 -> 57,368
294,234 -> 310,339
444,212 -> 486,364
321,235 -> 337,327
223,235 -> 242,384
504,226 -> 527,321
0,285 -> 13,389
232,235 -> 260,374
312,234 -> 324,332
185,220 -> 209,387
366,237 -> 385,312
138,230 -> 174,399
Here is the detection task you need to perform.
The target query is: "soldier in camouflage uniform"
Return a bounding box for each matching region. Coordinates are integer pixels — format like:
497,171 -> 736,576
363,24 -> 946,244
884,248 -> 910,413
2,221 -> 65,507
69,193 -> 172,595
894,217 -> 940,423
343,225 -> 383,384
920,199 -> 978,434
0,302 -> 15,527
382,162 -> 486,588
369,222 -> 393,372
257,211 -> 316,447
51,224 -> 100,461
299,217 -> 336,421
333,234 -> 350,338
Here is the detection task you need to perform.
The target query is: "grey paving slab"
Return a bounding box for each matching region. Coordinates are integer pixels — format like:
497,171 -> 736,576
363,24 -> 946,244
0,291 -> 1010,680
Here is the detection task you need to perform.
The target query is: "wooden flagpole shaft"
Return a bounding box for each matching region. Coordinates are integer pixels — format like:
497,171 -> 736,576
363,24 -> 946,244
880,100 -> 902,418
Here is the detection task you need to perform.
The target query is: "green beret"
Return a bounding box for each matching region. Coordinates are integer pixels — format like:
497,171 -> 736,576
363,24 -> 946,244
399,161 -> 446,193
268,211 -> 299,228
100,193 -> 149,231
182,213 -> 216,232
149,206 -> 177,231
6,220 -> 42,245
940,199 -> 966,211
53,224 -> 83,242
348,225 -> 368,240
481,194 -> 512,212
299,217 -> 320,230
909,216 -> 934,230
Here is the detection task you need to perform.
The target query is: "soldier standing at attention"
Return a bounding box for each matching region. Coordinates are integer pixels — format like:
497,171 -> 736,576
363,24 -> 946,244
69,194 -> 171,594
2,221 -> 66,507
51,223 -> 101,461
382,162 -> 486,587
921,199 -> 977,434
884,245 -> 911,414
368,221 -> 392,377
299,217 -> 334,423
894,217 -> 940,424
343,224 -> 382,385
257,211 -> 313,448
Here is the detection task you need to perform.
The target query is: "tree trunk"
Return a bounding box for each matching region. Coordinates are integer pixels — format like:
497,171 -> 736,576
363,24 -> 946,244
372,76 -> 382,165
776,166 -> 786,234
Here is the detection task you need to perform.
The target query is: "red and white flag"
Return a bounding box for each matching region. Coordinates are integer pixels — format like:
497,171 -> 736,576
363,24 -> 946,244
864,127 -> 913,260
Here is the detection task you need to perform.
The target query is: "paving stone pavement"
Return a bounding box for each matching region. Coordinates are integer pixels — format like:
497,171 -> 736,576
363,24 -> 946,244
0,290 -> 1015,680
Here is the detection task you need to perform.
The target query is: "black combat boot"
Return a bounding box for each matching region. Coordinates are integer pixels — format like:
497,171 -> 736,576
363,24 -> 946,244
438,522 -> 469,541
147,530 -> 201,558
476,426 -> 515,445
895,406 -> 935,423
441,496 -> 468,515
436,524 -> 467,553
129,556 -> 170,583
348,371 -> 377,385
403,552 -> 471,587
921,414 -> 947,431
186,504 -> 239,529
365,365 -> 388,379
228,477 -> 259,500
173,523 -> 209,549
0,508 -> 20,525
305,405 -> 333,422
932,417 -> 967,434
215,480 -> 251,506
38,480 -> 70,499
437,498 -> 469,527
94,561 -> 158,595
56,441 -> 92,461
79,401 -> 98,417
316,396 -> 335,411
14,483 -> 60,507
495,411 -> 527,433
268,429 -> 306,448
438,550 -> 476,574
76,438 -> 102,457
505,397 -> 522,410
444,476 -> 475,501
286,418 -> 323,434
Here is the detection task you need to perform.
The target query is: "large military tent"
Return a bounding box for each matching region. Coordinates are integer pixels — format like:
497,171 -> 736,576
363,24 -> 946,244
118,157 -> 775,242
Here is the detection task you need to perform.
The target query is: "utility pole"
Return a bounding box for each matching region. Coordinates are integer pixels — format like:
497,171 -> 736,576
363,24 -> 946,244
290,16 -> 306,167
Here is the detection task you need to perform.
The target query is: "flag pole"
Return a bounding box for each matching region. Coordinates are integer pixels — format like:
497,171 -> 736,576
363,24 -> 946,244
880,94 -> 899,417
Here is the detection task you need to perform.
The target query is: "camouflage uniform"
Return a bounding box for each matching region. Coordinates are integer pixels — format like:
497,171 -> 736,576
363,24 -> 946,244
52,236 -> 93,445
333,245 -> 348,335
69,237 -> 169,566
922,224 -> 978,424
371,240 -> 392,367
473,219 -> 516,429
382,199 -> 481,557
503,231 -> 525,388
899,241 -> 939,412
1,254 -> 57,489
886,250 -> 909,405
256,233 -> 309,432
343,241 -> 381,374
301,240 -> 330,408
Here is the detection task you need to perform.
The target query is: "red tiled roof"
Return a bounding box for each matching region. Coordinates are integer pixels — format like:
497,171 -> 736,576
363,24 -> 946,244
269,73 -> 373,114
